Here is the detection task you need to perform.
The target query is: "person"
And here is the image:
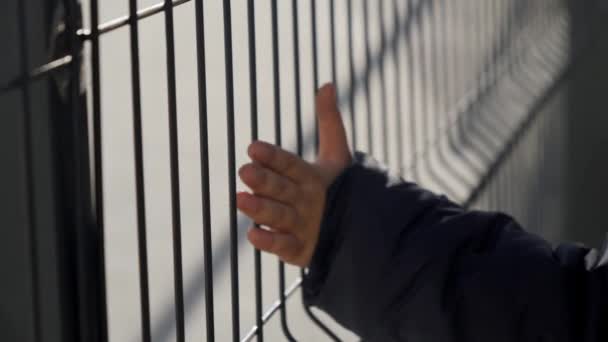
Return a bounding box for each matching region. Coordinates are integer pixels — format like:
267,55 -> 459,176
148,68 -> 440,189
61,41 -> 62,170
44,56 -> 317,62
236,84 -> 607,341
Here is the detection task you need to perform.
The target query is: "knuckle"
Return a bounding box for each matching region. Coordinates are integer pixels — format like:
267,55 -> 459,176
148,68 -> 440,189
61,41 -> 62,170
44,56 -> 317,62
310,170 -> 326,188
274,205 -> 297,230
282,154 -> 297,174
286,185 -> 300,204
276,242 -> 296,260
264,204 -> 281,227
274,178 -> 288,198
287,210 -> 299,227
249,202 -> 261,216
255,167 -> 267,188
275,243 -> 290,259
282,243 -> 303,264
276,206 -> 287,226
267,145 -> 279,166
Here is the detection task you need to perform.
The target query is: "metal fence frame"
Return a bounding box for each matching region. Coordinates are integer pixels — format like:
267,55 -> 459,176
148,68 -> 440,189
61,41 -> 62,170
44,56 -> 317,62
0,0 -> 592,341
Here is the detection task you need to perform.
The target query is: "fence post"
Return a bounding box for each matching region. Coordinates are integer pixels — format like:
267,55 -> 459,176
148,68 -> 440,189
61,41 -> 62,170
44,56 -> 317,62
0,1 -> 104,341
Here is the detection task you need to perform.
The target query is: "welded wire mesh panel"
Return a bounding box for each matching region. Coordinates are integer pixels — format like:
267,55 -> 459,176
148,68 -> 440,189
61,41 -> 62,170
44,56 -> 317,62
80,0 -> 573,341
1,0 -> 581,341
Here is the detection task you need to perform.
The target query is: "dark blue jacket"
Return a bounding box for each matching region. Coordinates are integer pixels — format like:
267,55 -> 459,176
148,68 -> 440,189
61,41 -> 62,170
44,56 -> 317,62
303,153 -> 607,341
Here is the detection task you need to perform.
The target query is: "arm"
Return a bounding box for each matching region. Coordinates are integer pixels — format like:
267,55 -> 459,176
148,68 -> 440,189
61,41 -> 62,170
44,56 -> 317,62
236,83 -> 607,341
303,152 -> 608,341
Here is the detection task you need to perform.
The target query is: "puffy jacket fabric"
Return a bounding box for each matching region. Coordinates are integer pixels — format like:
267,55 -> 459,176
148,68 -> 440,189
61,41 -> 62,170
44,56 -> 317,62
303,153 -> 607,341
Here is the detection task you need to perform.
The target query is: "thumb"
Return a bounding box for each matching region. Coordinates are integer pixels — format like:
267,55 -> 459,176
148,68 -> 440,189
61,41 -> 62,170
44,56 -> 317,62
315,83 -> 351,173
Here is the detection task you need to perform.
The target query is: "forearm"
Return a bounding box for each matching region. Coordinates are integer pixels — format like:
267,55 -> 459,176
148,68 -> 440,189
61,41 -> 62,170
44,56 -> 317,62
303,153 -> 607,341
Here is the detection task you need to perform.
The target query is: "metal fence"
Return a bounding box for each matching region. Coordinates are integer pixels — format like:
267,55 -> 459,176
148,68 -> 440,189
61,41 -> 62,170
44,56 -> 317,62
0,0 -> 588,341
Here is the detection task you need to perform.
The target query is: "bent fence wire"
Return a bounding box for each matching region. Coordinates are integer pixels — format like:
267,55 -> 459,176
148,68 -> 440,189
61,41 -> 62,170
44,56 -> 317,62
1,0 -> 583,341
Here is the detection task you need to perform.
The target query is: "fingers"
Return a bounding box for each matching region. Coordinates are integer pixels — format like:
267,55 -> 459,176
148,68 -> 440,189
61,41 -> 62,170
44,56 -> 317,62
239,163 -> 299,205
315,83 -> 351,168
247,227 -> 304,265
236,192 -> 298,231
247,141 -> 317,184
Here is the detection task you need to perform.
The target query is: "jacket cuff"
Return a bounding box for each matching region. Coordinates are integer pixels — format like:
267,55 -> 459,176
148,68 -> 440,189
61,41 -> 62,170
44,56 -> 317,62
302,152 -> 366,301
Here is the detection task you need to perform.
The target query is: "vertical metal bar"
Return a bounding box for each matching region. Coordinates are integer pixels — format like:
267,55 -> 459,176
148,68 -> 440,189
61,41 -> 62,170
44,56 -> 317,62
535,0 -> 541,35
64,0 -> 98,339
425,0 -> 460,200
507,0 -> 516,72
466,0 -> 476,92
474,0 -> 482,92
246,1 -> 262,340
491,0 -> 499,82
490,166 -> 497,212
506,152 -> 513,217
193,0 -> 215,339
430,0 -> 442,138
162,1 -> 186,340
362,0 -> 374,155
302,3 -> 341,340
88,0 -> 109,339
443,0 -> 453,112
446,0 -> 455,109
127,0 -> 152,340
17,1 -> 40,340
270,1 -> 296,340
480,0 -> 488,86
378,0 -> 389,164
310,0 -> 320,152
418,2 -> 429,173
446,0 -> 473,181
535,115 -> 543,231
433,0 -> 448,174
505,0 -> 512,69
498,163 -> 505,212
393,0 -> 404,173
484,0 -> 490,85
406,0 -> 419,180
221,1 -> 240,341
456,0 -> 466,101
329,0 -> 337,86
442,0 -> 455,113
457,0 -> 475,136
490,0 -> 498,81
346,0 -> 357,150
270,0 -> 281,153
293,0 -> 304,157
488,0 -> 500,213
498,0 -> 504,78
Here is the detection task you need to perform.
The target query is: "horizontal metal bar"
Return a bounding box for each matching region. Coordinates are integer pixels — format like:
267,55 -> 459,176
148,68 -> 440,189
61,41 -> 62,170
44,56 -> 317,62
78,0 -> 192,38
241,277 -> 303,342
0,55 -> 73,95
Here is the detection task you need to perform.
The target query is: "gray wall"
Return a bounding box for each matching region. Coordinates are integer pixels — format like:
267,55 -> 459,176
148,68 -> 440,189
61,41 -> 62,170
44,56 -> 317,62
564,1 -> 608,249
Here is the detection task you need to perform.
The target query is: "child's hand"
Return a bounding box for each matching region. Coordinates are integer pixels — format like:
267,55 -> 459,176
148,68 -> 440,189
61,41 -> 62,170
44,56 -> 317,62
237,84 -> 351,267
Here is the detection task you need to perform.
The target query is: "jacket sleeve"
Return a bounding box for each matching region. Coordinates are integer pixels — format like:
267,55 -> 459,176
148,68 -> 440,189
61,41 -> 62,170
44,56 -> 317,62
302,153 -> 607,342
